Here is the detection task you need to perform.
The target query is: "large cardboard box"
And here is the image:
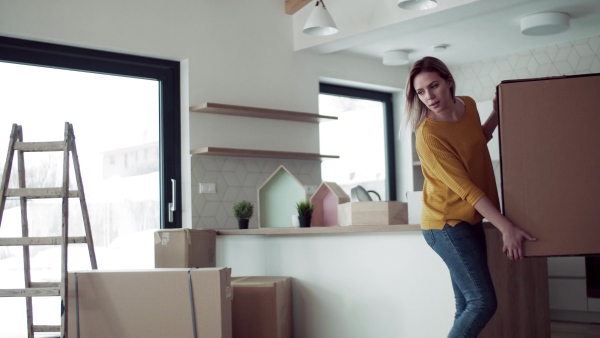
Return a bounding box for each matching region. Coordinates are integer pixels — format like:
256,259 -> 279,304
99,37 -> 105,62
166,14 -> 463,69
67,268 -> 232,338
231,276 -> 293,338
498,74 -> 600,256
337,201 -> 408,226
155,229 -> 216,268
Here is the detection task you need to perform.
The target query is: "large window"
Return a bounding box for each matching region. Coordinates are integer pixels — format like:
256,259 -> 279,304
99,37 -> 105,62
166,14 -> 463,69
0,36 -> 181,336
0,36 -> 181,228
319,84 -> 396,201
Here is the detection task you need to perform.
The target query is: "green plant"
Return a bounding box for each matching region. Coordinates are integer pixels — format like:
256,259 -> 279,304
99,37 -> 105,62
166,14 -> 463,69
232,200 -> 253,219
296,200 -> 314,217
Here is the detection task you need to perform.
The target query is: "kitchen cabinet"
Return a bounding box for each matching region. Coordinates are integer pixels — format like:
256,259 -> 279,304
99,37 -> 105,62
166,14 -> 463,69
547,256 -> 600,323
548,257 -> 587,312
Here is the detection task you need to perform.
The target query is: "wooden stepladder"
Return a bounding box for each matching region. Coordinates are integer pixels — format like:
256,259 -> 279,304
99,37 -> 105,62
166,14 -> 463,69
0,122 -> 97,338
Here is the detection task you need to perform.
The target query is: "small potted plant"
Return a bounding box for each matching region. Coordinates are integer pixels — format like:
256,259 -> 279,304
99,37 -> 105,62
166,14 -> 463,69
232,200 -> 253,229
296,200 -> 314,228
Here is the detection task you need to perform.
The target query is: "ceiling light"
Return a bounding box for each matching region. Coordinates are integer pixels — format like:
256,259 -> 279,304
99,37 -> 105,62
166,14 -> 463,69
383,50 -> 409,66
433,45 -> 447,52
520,12 -> 570,36
303,0 -> 338,36
397,0 -> 437,10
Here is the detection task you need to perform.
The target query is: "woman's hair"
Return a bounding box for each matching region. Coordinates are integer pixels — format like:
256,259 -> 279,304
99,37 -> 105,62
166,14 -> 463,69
403,56 -> 455,133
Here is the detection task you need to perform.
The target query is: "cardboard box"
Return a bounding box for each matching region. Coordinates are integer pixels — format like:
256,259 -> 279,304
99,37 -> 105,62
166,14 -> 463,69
498,74 -> 600,256
337,201 -> 408,226
231,276 -> 292,338
67,268 -> 232,338
155,229 -> 216,268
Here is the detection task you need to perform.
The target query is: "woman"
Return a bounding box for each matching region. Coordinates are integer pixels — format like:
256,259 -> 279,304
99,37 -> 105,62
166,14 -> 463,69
404,56 -> 536,338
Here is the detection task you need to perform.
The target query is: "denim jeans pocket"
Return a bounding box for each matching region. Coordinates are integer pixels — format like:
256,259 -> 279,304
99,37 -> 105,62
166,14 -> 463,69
422,230 -> 436,247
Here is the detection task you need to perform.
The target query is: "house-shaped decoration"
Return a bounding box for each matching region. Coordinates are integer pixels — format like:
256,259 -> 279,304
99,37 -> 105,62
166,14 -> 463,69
257,165 -> 306,228
310,182 -> 350,227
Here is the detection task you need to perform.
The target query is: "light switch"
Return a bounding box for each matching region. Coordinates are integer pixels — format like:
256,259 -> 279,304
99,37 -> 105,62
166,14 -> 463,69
200,183 -> 216,194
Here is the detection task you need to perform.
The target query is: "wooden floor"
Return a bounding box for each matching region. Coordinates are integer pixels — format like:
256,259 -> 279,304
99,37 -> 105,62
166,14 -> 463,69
552,321 -> 600,338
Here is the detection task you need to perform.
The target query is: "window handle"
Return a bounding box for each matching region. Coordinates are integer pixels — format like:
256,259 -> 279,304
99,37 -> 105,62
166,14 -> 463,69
168,179 -> 176,223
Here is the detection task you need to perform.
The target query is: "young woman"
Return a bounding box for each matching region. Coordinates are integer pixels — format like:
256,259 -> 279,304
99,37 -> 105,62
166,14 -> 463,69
404,56 -> 536,338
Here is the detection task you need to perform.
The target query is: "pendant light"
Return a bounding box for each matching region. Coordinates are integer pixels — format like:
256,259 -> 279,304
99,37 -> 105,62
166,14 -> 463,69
397,0 -> 437,10
303,0 -> 338,36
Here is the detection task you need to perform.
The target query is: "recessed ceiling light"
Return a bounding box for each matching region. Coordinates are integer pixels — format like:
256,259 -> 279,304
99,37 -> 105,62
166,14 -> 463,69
383,50 -> 410,66
521,12 -> 570,36
432,45 -> 447,52
397,0 -> 437,10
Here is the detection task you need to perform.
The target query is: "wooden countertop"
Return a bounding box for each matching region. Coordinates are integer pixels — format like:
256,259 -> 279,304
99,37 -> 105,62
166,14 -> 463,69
217,224 -> 421,236
216,222 -> 496,236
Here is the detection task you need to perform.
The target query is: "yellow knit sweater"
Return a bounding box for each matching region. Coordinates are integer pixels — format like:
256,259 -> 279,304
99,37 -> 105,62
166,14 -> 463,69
416,96 -> 499,230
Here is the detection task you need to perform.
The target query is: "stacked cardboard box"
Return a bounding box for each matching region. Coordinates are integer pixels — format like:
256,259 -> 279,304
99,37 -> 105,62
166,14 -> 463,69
154,229 -> 216,268
231,276 -> 293,338
67,268 -> 232,338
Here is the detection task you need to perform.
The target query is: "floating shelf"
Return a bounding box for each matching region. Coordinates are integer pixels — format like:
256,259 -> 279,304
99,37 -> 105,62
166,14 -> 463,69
190,147 -> 339,161
190,103 -> 337,123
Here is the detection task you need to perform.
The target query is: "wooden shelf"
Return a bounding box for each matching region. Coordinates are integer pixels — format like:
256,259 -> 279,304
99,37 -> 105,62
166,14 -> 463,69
189,103 -> 337,123
190,147 -> 339,160
216,224 -> 422,236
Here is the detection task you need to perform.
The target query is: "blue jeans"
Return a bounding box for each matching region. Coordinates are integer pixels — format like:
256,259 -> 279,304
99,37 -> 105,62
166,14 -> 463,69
422,221 -> 497,338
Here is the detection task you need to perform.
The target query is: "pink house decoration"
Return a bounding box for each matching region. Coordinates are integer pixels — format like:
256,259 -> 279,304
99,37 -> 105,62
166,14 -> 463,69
310,182 -> 350,227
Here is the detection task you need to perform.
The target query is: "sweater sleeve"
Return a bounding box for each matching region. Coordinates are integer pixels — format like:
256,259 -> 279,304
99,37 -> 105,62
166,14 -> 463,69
418,132 -> 486,207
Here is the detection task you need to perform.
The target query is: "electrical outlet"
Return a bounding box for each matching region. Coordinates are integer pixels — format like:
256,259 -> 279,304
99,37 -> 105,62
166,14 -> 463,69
199,183 -> 216,194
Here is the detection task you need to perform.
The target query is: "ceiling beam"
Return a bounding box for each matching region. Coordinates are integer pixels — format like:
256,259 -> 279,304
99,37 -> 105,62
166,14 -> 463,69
285,0 -> 312,15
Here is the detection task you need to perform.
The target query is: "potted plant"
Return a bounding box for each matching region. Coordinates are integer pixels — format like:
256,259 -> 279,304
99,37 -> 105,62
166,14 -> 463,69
296,200 -> 314,228
232,200 -> 253,229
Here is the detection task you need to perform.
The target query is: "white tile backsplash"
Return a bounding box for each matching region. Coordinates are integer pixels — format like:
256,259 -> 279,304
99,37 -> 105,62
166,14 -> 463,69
449,35 -> 600,101
191,155 -> 322,229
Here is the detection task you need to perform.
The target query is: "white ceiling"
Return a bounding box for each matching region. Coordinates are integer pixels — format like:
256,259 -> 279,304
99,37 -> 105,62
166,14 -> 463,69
293,0 -> 600,66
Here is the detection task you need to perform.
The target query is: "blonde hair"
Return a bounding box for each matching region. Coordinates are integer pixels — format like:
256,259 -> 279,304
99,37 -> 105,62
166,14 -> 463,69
403,56 -> 455,133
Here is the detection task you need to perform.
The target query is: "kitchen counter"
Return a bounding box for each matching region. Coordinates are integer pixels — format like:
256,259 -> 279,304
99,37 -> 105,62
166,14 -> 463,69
216,222 -> 549,338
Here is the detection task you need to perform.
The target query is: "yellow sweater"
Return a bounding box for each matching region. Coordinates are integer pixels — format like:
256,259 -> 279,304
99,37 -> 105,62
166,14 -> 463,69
416,96 -> 499,230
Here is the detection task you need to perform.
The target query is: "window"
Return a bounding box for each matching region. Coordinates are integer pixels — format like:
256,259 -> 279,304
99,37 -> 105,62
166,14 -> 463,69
0,36 -> 181,336
0,36 -> 181,228
319,84 -> 396,201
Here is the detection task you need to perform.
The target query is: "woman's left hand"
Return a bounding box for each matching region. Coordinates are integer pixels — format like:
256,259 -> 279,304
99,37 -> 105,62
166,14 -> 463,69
502,223 -> 537,260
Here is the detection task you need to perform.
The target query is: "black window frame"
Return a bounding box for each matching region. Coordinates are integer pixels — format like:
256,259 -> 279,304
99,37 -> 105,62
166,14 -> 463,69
0,36 -> 182,228
319,83 -> 397,201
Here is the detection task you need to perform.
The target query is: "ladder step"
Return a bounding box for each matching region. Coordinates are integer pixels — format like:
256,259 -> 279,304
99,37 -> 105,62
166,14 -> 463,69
0,287 -> 60,297
14,141 -> 66,152
34,325 -> 61,333
6,188 -> 80,199
30,282 -> 61,288
0,236 -> 88,246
